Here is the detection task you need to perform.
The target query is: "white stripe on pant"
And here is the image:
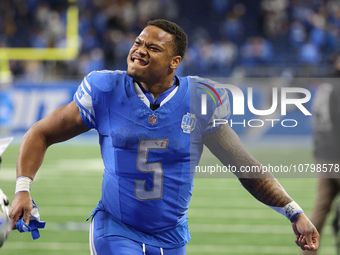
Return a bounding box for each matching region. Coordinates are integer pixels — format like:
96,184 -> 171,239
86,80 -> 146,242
90,218 -> 98,255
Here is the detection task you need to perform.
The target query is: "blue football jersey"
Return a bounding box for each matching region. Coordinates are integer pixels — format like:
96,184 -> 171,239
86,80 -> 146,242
74,70 -> 230,245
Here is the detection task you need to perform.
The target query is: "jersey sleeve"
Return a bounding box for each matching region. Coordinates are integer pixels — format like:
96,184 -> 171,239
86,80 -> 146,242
73,74 -> 96,129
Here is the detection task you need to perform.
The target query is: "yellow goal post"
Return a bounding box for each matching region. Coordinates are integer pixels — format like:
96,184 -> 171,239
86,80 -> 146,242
0,0 -> 79,83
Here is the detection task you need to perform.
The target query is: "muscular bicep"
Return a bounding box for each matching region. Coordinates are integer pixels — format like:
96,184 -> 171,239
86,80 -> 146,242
32,100 -> 90,146
17,101 -> 91,179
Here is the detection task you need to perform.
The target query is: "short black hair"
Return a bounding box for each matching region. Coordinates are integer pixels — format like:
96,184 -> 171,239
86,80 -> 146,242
147,19 -> 188,59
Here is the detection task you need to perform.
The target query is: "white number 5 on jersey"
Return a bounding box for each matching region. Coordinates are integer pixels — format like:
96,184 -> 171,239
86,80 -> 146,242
135,139 -> 168,200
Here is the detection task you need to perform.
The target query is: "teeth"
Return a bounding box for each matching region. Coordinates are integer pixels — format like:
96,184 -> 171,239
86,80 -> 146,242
134,58 -> 146,66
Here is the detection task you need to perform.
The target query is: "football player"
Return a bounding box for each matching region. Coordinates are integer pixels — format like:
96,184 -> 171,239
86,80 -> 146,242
302,82 -> 340,255
9,19 -> 319,254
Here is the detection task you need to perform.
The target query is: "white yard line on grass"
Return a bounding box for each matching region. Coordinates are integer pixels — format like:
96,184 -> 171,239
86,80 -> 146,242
187,245 -> 334,254
3,242 -> 89,251
188,208 -> 282,219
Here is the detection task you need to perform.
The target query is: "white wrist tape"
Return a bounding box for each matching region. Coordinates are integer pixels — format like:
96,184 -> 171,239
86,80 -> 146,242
15,176 -> 32,194
269,201 -> 304,221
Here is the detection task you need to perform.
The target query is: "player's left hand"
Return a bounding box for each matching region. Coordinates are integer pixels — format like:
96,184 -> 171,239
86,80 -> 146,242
291,213 -> 319,251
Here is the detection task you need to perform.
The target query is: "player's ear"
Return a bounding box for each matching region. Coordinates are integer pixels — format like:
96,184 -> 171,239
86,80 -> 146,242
170,56 -> 182,69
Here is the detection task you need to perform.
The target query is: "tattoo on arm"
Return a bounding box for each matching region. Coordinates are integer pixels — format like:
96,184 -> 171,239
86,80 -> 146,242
239,178 -> 292,207
203,124 -> 292,207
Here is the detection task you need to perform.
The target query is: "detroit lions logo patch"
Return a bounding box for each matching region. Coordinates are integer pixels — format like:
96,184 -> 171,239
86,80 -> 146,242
181,113 -> 197,134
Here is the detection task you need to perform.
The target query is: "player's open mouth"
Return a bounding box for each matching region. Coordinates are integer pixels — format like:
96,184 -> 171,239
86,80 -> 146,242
132,57 -> 148,66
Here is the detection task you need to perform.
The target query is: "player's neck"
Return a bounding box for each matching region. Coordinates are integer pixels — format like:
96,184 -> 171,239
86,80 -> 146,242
138,78 -> 175,97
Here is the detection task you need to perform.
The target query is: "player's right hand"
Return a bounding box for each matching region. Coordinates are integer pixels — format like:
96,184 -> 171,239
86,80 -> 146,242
291,213 -> 319,251
8,191 -> 33,229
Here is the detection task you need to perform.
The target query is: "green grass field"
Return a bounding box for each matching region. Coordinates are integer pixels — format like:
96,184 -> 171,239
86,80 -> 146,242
0,141 -> 337,255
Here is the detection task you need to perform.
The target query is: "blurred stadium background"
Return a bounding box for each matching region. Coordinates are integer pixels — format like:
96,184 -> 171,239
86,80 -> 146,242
0,0 -> 339,254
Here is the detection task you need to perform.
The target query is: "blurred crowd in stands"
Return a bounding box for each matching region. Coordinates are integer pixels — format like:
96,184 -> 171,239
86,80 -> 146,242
1,0 -> 340,82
